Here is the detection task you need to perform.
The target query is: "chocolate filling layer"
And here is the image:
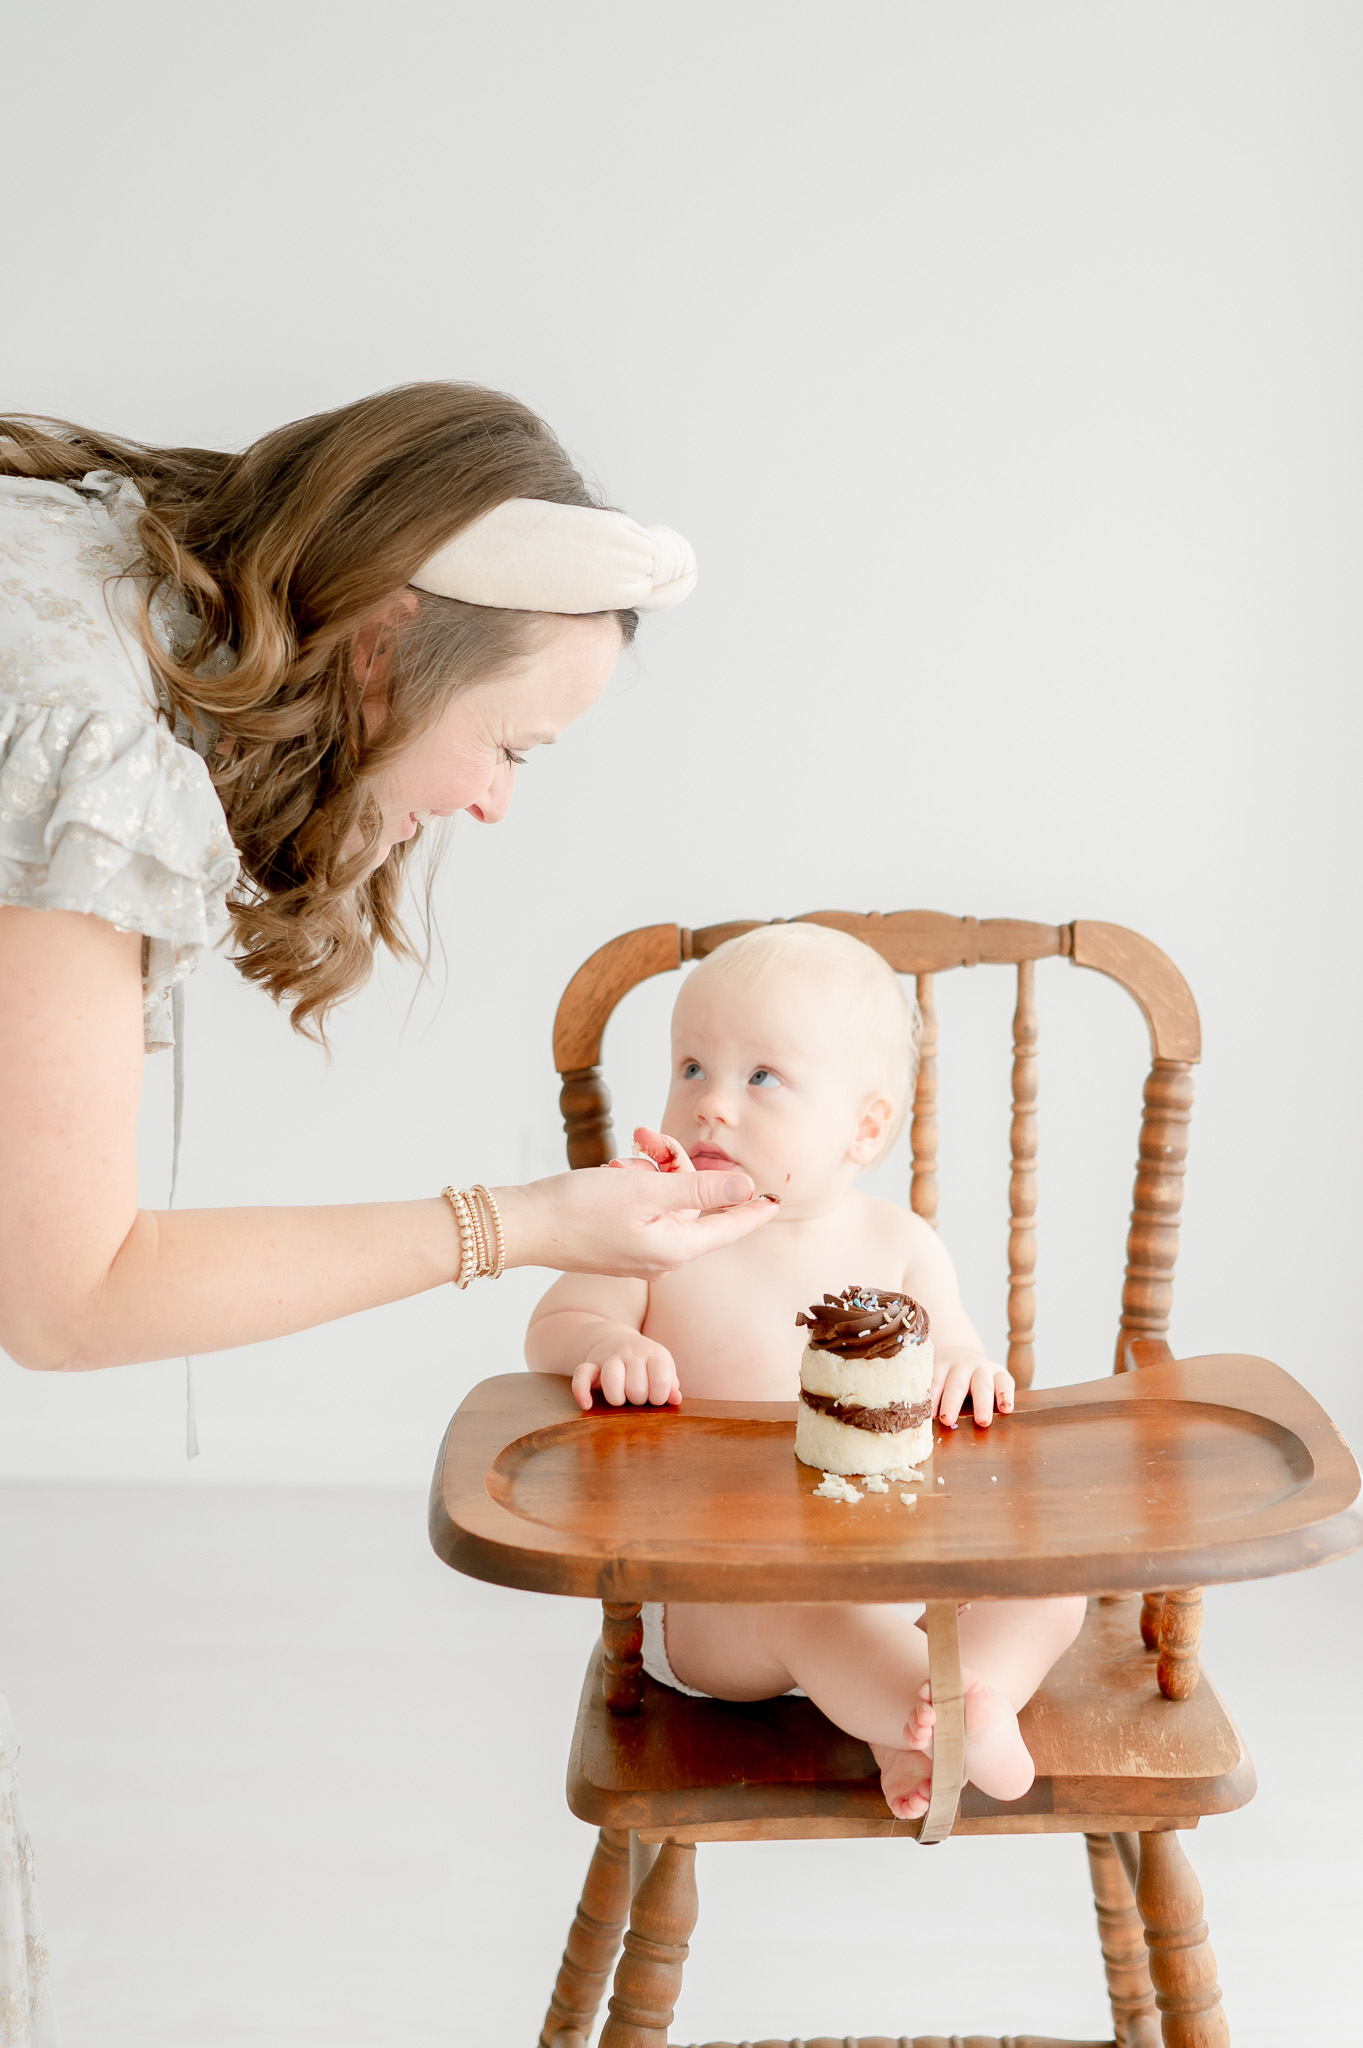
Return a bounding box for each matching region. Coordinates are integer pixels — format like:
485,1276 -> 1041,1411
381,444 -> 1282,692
799,1389 -> 933,1434
796,1286 -> 929,1360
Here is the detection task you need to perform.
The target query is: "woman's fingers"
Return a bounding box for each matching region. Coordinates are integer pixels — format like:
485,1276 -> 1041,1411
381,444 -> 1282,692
658,1167 -> 757,1211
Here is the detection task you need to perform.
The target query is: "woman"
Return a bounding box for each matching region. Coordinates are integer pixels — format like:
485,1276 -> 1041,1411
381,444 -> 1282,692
0,383 -> 775,2041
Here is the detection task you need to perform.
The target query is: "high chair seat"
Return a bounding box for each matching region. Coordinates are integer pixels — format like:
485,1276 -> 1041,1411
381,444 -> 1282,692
566,1594 -> 1253,1844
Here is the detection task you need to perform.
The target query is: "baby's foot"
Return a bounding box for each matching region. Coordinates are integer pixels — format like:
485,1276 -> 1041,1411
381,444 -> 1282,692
869,1741 -> 933,1820
959,1675 -> 1035,1802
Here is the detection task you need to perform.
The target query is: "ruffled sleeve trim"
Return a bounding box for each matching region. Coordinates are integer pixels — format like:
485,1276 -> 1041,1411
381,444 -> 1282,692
0,697 -> 239,1049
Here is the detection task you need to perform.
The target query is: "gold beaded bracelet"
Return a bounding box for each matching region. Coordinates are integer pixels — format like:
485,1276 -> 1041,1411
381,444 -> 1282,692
441,1184 -> 506,1288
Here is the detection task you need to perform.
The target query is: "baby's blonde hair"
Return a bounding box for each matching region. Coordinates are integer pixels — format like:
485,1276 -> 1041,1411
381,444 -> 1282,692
683,921 -> 922,1162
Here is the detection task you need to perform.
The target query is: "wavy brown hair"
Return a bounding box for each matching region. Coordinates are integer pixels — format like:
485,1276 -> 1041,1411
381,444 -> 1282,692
0,384 -> 635,1038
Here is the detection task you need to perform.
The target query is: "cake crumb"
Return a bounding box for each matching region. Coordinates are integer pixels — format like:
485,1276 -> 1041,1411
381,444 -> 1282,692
991,1474 -> 998,1482
937,1476 -> 945,1485
900,1492 -> 917,1507
813,1472 -> 863,1503
885,1465 -> 924,1484
862,1474 -> 890,1493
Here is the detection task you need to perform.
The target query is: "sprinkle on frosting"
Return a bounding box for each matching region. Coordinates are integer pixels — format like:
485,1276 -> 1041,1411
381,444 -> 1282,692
795,1286 -> 929,1359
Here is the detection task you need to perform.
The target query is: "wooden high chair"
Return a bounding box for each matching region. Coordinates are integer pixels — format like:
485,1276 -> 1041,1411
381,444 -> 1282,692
428,911 -> 1362,2048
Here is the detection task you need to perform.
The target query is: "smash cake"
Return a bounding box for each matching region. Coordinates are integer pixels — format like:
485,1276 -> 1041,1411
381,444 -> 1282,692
794,1287 -> 934,1476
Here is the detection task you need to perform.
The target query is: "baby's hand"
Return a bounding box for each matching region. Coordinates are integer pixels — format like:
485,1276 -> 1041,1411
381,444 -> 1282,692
933,1350 -> 1015,1429
604,1127 -> 693,1174
572,1331 -> 682,1412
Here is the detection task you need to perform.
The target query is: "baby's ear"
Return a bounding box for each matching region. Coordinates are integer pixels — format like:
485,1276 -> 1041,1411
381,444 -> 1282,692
850,1092 -> 894,1165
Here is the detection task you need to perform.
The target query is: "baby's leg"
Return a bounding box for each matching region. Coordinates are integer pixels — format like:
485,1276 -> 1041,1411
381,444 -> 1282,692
957,1595 -> 1089,1709
929,1595 -> 1088,1801
664,1601 -> 935,1820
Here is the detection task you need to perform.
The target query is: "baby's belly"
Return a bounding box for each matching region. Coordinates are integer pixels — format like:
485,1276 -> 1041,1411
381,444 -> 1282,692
644,1318 -> 800,1403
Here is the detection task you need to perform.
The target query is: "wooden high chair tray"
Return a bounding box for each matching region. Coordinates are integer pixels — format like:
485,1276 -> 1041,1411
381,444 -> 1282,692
429,1354 -> 1361,1605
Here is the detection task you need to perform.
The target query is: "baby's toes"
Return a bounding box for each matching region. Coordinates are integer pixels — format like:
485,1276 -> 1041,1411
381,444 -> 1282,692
904,1696 -> 936,1748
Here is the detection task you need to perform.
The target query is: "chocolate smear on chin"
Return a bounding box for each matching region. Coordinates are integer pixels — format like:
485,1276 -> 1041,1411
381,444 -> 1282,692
795,1286 -> 929,1360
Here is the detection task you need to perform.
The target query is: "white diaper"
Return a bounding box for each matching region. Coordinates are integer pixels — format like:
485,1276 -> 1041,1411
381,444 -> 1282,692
639,1603 -> 806,1700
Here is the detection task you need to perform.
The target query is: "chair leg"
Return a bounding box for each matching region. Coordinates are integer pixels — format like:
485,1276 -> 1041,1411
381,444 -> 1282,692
539,1826 -> 632,2048
1135,1829 -> 1229,2047
1085,1832 -> 1160,2047
599,1838 -> 698,2048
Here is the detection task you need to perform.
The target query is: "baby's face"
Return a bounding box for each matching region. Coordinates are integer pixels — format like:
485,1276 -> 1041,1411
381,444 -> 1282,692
661,970 -> 888,1217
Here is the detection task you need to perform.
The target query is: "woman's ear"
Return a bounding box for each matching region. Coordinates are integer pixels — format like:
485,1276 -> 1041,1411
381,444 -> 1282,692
850,1092 -> 894,1166
352,590 -> 420,731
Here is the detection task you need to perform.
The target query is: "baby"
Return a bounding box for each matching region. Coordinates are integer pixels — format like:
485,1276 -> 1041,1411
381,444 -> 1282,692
526,922 -> 1086,1819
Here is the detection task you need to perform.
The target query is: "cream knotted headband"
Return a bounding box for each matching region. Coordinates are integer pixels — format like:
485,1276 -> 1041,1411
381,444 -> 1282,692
410,497 -> 697,614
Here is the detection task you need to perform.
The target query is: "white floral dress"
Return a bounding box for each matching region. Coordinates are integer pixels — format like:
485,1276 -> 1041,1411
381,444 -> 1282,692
0,471 -> 240,2044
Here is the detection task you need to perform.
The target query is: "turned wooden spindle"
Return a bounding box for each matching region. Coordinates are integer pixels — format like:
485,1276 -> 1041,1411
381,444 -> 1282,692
1007,957 -> 1039,1389
1116,1060 -> 1194,1372
560,1064 -> 617,1170
599,1839 -> 698,2048
910,971 -> 939,1228
1140,1591 -> 1166,1651
1135,1829 -> 1229,2047
1085,1832 -> 1160,2047
602,1601 -> 644,1715
539,1827 -> 632,2048
1157,1588 -> 1204,1700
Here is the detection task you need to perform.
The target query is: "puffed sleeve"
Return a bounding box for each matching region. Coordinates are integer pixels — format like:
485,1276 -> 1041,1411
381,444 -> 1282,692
0,474 -> 240,1048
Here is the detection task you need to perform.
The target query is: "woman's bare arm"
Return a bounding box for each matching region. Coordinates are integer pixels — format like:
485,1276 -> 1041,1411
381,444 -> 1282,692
0,907 -> 776,1371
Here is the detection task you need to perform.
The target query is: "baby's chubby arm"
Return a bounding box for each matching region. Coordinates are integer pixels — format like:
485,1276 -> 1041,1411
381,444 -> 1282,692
901,1213 -> 1015,1429
526,1271 -> 682,1412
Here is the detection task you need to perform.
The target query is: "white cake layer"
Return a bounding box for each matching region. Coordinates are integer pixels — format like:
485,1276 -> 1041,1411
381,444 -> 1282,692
798,1339 -> 933,1408
794,1400 -> 933,1476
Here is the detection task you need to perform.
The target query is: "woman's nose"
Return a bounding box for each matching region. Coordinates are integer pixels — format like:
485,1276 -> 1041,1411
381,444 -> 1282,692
466,767 -> 515,825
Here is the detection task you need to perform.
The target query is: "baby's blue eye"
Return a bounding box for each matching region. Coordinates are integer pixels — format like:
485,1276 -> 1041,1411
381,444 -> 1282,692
749,1068 -> 781,1089
682,1060 -> 705,1080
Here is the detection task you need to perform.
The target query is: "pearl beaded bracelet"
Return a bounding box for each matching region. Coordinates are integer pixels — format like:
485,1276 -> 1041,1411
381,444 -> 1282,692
441,1184 -> 507,1288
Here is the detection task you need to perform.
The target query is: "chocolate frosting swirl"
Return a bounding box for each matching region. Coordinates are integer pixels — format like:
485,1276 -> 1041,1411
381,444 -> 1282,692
795,1286 -> 929,1359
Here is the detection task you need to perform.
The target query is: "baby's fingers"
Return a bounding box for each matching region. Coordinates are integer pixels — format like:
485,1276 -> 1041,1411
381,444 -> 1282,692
648,1351 -> 682,1407
937,1366 -> 971,1429
570,1360 -> 602,1412
598,1356 -> 629,1407
623,1354 -> 658,1406
969,1364 -> 997,1427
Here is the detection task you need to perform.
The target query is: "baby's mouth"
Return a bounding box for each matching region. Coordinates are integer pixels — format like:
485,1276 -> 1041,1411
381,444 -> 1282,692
689,1142 -> 739,1171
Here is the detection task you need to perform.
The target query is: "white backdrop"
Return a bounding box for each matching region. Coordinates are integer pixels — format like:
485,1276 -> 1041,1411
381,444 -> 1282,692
2,0 -> 1359,1483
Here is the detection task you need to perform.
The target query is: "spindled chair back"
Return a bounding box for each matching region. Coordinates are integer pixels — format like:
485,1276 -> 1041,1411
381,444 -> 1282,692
551,910 -> 1201,1384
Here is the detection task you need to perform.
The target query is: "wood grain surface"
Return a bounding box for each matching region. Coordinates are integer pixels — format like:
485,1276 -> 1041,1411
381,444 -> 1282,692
429,1358 -> 1361,1605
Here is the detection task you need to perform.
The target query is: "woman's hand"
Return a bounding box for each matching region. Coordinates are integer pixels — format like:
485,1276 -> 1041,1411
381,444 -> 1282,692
932,1347 -> 1015,1429
571,1331 -> 682,1411
494,1154 -> 778,1280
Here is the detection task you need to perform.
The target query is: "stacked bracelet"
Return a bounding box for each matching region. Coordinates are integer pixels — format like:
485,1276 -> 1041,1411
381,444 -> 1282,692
441,1184 -> 507,1288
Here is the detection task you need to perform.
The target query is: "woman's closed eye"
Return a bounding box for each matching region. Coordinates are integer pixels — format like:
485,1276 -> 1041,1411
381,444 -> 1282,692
748,1067 -> 781,1089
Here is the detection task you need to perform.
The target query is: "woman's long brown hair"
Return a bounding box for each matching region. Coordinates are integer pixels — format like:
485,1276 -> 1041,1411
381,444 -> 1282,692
0,384 -> 635,1037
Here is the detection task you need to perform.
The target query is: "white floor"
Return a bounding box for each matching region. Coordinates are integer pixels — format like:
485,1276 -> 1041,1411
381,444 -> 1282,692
0,1483 -> 1357,2048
